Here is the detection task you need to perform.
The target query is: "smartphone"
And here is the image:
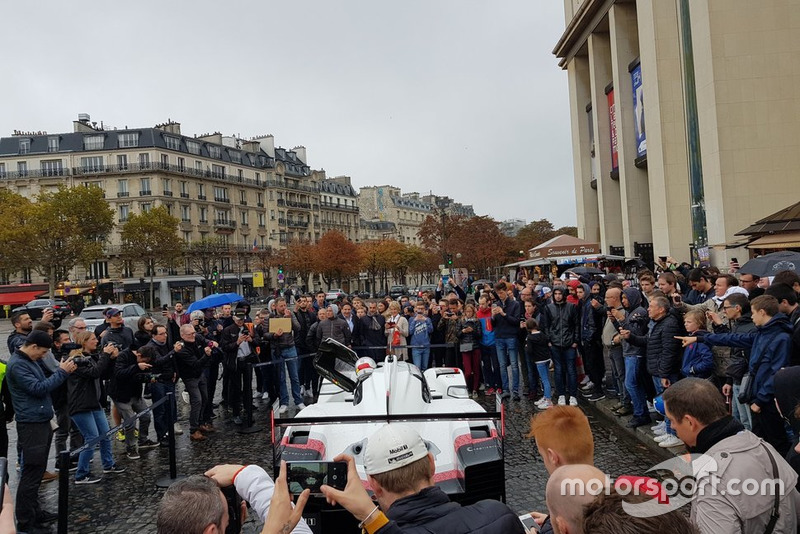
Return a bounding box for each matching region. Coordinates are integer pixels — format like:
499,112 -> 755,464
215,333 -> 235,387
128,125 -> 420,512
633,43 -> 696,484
658,256 -> 667,263
285,461 -> 347,495
731,257 -> 738,264
518,513 -> 540,533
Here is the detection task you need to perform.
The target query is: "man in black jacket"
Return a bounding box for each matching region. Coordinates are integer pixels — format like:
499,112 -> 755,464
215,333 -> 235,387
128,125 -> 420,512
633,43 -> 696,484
320,424 -> 525,534
541,287 -> 579,406
114,346 -> 159,458
294,295 -> 318,399
766,283 -> 800,367
146,325 -> 181,443
175,325 -> 214,441
220,313 -> 256,425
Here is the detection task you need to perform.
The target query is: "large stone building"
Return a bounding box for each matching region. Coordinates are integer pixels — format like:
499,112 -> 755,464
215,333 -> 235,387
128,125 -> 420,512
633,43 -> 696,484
555,0 -> 800,267
318,175 -> 360,242
0,115 -> 329,303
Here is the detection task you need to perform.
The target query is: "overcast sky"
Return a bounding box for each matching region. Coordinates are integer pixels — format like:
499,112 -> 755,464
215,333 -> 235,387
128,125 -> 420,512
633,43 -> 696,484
1,1 -> 575,227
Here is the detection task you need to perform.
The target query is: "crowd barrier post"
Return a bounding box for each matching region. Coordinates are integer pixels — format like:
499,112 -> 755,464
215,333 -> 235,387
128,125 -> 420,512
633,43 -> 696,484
238,362 -> 261,434
156,392 -> 186,488
57,449 -> 70,534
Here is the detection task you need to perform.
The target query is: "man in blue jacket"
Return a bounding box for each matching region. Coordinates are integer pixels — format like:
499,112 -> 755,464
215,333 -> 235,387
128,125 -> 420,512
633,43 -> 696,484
7,331 -> 77,533
677,295 -> 792,455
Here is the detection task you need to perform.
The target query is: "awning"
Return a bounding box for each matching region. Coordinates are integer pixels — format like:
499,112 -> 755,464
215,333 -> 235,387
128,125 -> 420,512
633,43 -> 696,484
123,282 -> 162,292
54,287 -> 93,297
167,279 -> 201,288
0,290 -> 48,306
746,231 -> 800,249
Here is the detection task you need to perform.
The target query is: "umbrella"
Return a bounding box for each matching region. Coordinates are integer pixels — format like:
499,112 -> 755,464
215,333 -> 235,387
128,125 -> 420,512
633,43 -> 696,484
739,251 -> 800,277
471,279 -> 493,287
566,266 -> 604,275
185,292 -> 245,314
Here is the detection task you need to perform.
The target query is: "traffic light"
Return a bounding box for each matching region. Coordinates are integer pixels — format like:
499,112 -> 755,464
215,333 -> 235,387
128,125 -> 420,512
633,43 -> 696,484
447,254 -> 453,266
212,265 -> 219,290
278,264 -> 284,274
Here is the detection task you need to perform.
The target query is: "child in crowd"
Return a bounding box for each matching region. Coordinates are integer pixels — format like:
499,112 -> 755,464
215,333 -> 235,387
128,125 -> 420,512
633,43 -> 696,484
525,318 -> 553,409
458,304 -> 482,397
408,302 -> 433,371
680,309 -> 714,379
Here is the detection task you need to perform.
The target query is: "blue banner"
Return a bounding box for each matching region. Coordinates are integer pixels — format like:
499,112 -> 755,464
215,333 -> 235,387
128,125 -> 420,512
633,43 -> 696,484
631,64 -> 646,158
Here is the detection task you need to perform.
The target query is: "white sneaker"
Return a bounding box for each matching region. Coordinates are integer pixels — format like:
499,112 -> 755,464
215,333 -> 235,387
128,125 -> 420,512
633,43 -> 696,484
654,433 -> 672,443
173,424 -> 183,436
647,401 -> 657,413
539,399 -> 553,409
535,398 -> 547,409
569,397 -> 579,407
653,426 -> 668,437
296,403 -> 306,410
181,391 -> 190,404
580,376 -> 590,386
557,395 -> 567,406
278,405 -> 288,414
262,392 -> 270,400
650,421 -> 666,432
253,391 -> 262,399
658,435 -> 685,448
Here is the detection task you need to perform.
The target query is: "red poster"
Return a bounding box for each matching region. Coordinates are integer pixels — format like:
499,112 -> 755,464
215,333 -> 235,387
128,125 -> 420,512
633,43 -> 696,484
608,89 -> 618,171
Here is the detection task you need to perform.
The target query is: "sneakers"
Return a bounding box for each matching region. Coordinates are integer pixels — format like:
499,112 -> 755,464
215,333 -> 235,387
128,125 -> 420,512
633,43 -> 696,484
471,391 -> 478,399
651,421 -> 666,432
557,395 -> 567,406
579,381 -> 595,393
126,450 -> 140,460
278,405 -> 288,414
116,430 -> 125,442
296,403 -> 307,410
569,397 -> 579,407
658,435 -> 685,448
75,475 -> 102,485
262,392 -> 271,400
626,416 -> 652,428
486,388 -> 495,396
138,439 -> 159,450
613,405 -> 633,417
653,423 -> 668,436
647,401 -> 657,413
174,424 -> 184,436
536,398 -> 553,409
104,464 -> 126,474
654,433 -> 672,443
253,391 -> 262,399
586,391 -> 605,402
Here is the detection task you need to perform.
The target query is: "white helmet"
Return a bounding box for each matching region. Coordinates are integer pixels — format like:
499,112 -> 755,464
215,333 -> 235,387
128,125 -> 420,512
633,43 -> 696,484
354,357 -> 377,377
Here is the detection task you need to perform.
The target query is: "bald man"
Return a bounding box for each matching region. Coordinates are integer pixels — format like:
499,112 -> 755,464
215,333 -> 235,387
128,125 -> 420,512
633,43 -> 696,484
546,464 -> 609,534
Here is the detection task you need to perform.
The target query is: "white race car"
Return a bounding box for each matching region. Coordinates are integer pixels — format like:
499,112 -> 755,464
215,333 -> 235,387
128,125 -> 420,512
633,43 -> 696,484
273,339 -> 505,533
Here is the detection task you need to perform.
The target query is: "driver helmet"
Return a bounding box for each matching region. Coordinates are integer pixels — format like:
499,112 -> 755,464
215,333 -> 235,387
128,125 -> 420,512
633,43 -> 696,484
355,357 -> 377,377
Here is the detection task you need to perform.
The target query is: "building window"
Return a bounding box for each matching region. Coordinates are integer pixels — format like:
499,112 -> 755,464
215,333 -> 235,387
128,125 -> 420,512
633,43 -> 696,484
161,153 -> 169,167
48,136 -> 59,152
181,205 -> 191,222
140,177 -> 151,195
80,156 -> 104,172
41,160 -> 63,176
83,135 -> 104,151
0,163 -> 5,177
139,153 -> 150,166
186,140 -> 201,155
229,150 -> 241,163
119,204 -> 130,222
216,209 -> 231,223
118,179 -> 129,196
17,161 -> 27,176
208,145 -> 221,159
241,210 -> 249,226
141,202 -> 151,213
199,207 -> 208,222
269,191 -> 273,201
258,213 -> 265,227
163,178 -> 172,195
88,261 -> 108,279
180,181 -> 189,197
118,132 -> 139,148
211,164 -> 225,179
240,190 -> 246,203
164,136 -> 180,151
183,231 -> 191,242
198,183 -> 206,199
195,160 -> 203,174
237,169 -> 243,180
177,157 -> 185,171
164,203 -> 173,216
257,193 -> 263,206
213,186 -> 229,202
18,139 -> 30,154
255,172 -> 261,183
117,154 -> 128,170
270,210 -> 275,220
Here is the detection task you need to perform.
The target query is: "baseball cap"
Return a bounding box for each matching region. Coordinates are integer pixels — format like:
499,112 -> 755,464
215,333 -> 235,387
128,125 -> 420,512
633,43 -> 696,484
104,307 -> 121,318
25,330 -> 53,349
364,424 -> 429,475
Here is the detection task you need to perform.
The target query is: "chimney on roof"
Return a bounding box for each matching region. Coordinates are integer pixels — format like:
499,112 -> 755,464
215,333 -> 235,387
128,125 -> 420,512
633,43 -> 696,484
73,113 -> 96,133
292,145 -> 307,165
254,134 -> 275,158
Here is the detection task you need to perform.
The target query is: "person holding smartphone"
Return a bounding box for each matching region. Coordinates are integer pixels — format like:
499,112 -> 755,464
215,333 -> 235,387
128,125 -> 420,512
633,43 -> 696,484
408,303 -> 433,371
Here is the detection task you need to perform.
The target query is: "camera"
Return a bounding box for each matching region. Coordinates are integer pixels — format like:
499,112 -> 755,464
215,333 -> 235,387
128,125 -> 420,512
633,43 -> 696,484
220,485 -> 243,534
71,356 -> 92,367
61,342 -> 81,352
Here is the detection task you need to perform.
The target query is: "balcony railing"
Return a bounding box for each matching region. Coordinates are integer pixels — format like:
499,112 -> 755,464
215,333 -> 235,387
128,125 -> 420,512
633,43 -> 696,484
264,179 -> 318,193
257,202 -> 264,207
0,168 -> 70,179
319,201 -> 358,212
139,190 -> 152,196
117,191 -> 129,198
214,197 -> 230,204
163,191 -> 173,197
180,192 -> 190,198
213,220 -> 236,229
198,194 -> 207,200
287,220 -> 309,229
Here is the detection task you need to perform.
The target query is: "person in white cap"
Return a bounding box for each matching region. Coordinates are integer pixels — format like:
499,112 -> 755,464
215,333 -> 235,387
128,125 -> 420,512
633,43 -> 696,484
320,423 -> 525,534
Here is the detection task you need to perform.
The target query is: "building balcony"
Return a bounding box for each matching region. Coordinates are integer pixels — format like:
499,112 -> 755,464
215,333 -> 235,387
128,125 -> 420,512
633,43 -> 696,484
213,220 -> 236,232
239,200 -> 247,206
68,161 -> 266,187
257,202 -> 264,208
117,191 -> 129,198
319,201 -> 358,212
198,194 -> 207,200
287,220 -> 309,229
139,190 -> 152,196
0,168 -> 70,180
180,192 -> 190,198
163,191 -> 173,197
264,179 -> 318,193
214,197 -> 230,204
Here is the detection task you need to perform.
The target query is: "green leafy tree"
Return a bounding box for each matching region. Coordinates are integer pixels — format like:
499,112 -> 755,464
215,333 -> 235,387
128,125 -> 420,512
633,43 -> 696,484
19,186 -> 114,298
0,190 -> 33,282
120,206 -> 182,308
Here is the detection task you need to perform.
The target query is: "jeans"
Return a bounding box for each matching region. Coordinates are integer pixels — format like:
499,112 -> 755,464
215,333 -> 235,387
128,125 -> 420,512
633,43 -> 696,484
609,347 -> 629,405
624,356 -> 648,418
151,381 -> 177,441
495,337 -> 519,393
731,383 -> 753,431
71,410 -> 114,480
411,347 -> 430,371
461,349 -> 481,392
116,396 -> 151,449
183,375 -> 208,433
536,362 -> 552,400
653,374 -> 681,435
277,345 -> 303,406
551,346 -> 578,397
16,422 -> 52,531
480,345 -> 502,389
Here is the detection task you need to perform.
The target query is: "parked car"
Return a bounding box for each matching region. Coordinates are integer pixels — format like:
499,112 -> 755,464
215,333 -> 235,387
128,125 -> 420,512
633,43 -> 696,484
325,289 -> 346,301
417,284 -> 437,298
79,302 -> 148,331
12,298 -> 72,327
388,285 -> 408,299
348,291 -> 370,300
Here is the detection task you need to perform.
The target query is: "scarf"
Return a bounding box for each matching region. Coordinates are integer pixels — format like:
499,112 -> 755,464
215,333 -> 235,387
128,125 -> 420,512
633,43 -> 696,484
689,415 -> 745,455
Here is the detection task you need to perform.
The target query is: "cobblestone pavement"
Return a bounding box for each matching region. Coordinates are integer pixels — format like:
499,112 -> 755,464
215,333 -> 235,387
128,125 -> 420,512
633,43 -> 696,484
0,321 -> 666,532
